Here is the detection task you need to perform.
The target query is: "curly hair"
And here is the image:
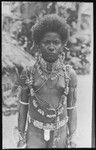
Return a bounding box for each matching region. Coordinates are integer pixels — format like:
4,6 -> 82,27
31,14 -> 70,45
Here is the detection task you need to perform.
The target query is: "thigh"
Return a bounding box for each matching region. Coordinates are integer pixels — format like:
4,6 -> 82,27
26,123 -> 46,148
54,125 -> 67,148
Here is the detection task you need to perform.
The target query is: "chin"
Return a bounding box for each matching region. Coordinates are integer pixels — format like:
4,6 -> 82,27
42,54 -> 58,63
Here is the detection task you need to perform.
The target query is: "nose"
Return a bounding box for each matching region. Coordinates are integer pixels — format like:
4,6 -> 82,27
48,43 -> 55,52
49,47 -> 54,52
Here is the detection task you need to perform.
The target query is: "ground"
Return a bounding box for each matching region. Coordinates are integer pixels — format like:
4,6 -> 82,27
2,74 -> 93,148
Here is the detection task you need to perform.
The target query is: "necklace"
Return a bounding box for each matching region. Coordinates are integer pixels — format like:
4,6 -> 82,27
37,64 -> 61,81
36,55 -> 64,80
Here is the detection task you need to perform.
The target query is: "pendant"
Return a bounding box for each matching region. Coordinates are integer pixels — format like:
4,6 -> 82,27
30,88 -> 34,96
44,129 -> 50,141
51,74 -> 58,80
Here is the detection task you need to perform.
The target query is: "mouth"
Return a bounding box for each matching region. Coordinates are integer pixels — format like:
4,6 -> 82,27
42,52 -> 59,63
47,50 -> 57,55
48,52 -> 56,56
48,49 -> 56,53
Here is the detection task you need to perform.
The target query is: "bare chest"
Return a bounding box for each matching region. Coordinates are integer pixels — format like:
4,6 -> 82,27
32,71 -> 66,108
33,70 -> 65,90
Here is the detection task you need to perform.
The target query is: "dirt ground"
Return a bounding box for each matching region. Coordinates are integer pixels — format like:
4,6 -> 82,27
2,74 -> 93,148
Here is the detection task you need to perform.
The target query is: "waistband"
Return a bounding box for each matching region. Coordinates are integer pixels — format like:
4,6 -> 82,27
28,115 -> 68,131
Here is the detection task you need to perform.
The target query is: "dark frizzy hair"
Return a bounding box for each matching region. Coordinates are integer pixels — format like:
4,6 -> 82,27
31,14 -> 70,45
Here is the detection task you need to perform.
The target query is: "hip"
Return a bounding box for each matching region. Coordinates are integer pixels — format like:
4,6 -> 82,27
26,120 -> 68,148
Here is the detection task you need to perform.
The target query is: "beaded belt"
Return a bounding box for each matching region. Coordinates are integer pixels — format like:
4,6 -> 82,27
28,115 -> 68,141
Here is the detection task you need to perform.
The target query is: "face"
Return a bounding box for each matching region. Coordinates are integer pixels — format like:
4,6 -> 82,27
39,32 -> 63,63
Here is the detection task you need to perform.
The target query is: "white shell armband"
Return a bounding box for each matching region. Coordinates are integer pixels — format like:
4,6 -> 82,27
19,100 -> 29,105
30,88 -> 35,96
67,105 -> 77,110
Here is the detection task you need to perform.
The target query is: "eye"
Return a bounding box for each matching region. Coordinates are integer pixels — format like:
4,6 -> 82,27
42,40 -> 50,46
53,40 -> 61,45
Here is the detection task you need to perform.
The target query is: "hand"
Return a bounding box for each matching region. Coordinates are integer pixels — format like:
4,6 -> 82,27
70,141 -> 76,148
17,140 -> 26,148
67,134 -> 77,148
70,133 -> 77,148
17,130 -> 26,148
67,140 -> 76,148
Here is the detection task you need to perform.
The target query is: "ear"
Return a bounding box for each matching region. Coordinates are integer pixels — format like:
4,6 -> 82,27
34,43 -> 41,51
62,42 -> 69,52
64,46 -> 69,52
30,42 -> 40,56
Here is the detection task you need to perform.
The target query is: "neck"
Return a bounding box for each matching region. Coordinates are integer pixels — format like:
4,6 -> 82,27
37,53 -> 64,74
46,62 -> 53,73
41,58 -> 59,73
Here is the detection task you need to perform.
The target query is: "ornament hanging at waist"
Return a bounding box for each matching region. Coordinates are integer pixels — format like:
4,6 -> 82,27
44,129 -> 50,141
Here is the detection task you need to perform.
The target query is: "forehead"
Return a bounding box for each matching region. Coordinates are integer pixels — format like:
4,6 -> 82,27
41,32 -> 61,41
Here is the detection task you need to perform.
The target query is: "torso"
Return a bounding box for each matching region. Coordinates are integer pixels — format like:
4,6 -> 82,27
32,68 -> 66,108
27,60 -> 70,123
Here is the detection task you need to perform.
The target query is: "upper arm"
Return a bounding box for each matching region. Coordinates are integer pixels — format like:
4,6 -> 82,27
69,68 -> 77,88
19,69 -> 30,104
67,68 -> 77,107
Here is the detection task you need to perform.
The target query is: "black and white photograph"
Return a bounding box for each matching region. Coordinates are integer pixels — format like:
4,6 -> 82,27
2,1 -> 94,148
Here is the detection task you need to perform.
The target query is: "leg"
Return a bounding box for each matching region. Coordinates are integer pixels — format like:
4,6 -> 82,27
26,122 -> 46,148
52,125 -> 67,148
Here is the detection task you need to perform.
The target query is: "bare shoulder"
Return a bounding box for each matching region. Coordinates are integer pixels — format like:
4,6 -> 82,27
21,63 -> 36,76
19,64 -> 35,87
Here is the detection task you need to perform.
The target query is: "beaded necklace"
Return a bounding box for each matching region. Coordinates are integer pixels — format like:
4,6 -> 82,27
36,53 -> 65,80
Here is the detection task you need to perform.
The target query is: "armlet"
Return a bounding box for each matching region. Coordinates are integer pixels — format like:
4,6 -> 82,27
19,100 -> 29,105
67,105 -> 77,110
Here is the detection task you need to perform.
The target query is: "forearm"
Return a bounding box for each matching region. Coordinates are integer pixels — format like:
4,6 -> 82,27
67,108 -> 77,136
67,85 -> 77,136
18,86 -> 30,134
18,104 -> 28,134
